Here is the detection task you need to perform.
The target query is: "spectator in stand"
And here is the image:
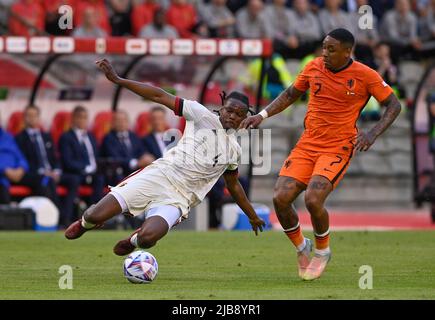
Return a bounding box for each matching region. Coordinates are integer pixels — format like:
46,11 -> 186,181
200,0 -> 236,38
264,0 -> 298,58
139,7 -> 179,38
8,0 -> 45,36
138,8 -> 182,77
290,0 -> 323,53
142,106 -> 172,160
0,115 -> 28,204
131,0 -> 160,36
318,0 -> 353,35
380,0 -> 421,61
166,0 -> 199,38
59,106 -> 104,205
236,0 -> 272,39
417,0 -> 435,58
15,105 -> 80,227
108,0 -> 132,36
74,0 -> 111,35
349,0 -> 379,64
101,110 -> 152,185
370,42 -> 399,87
72,6 -> 108,38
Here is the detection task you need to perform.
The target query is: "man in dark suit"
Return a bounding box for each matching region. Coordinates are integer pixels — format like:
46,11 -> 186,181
15,105 -> 81,227
101,110 -> 153,185
142,106 -> 172,159
59,106 -> 104,204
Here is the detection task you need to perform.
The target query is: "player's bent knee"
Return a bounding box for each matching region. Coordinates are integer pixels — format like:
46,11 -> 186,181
304,194 -> 323,214
273,189 -> 293,209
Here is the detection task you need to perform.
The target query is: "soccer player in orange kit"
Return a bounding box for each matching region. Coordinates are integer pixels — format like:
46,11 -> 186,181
240,28 -> 402,281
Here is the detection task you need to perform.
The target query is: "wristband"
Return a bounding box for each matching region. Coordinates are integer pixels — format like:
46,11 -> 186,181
259,109 -> 268,119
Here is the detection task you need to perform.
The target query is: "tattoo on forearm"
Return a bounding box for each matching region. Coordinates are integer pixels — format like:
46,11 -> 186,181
265,86 -> 303,117
369,94 -> 401,137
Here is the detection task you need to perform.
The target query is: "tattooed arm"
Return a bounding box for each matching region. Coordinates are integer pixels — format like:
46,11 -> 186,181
239,85 -> 305,129
355,93 -> 402,152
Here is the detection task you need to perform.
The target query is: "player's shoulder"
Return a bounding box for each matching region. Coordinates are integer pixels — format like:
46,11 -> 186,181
350,60 -> 379,78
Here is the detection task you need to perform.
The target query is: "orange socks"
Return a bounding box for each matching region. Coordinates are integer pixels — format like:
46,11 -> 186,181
314,230 -> 330,255
284,223 -> 306,251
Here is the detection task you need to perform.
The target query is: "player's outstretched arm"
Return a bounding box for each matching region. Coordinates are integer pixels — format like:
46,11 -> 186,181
223,171 -> 265,235
355,93 -> 401,152
96,59 -> 176,111
239,85 -> 305,129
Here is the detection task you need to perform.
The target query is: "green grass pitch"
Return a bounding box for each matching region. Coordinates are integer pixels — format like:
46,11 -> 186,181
0,230 -> 434,300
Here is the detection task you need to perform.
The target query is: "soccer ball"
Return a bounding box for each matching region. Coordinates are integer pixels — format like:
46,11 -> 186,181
123,250 -> 158,284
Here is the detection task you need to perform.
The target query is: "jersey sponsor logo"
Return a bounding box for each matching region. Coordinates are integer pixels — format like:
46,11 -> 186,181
284,160 -> 291,169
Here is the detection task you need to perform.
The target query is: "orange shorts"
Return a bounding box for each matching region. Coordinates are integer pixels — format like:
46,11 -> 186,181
279,142 -> 354,189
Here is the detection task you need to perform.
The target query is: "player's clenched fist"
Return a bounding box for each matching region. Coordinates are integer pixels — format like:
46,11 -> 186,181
239,114 -> 263,129
96,59 -> 121,84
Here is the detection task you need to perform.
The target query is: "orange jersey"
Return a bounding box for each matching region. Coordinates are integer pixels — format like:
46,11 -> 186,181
293,57 -> 394,151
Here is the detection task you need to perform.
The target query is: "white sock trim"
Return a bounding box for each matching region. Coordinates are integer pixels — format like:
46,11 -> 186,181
81,217 -> 95,229
130,233 -> 138,247
283,222 -> 300,233
314,229 -> 330,238
296,238 -> 307,252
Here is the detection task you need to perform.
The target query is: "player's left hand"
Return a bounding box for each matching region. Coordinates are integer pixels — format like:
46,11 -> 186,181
355,131 -> 377,152
249,217 -> 265,236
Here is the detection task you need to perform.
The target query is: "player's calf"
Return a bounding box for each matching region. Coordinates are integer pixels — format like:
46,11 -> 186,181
113,216 -> 169,256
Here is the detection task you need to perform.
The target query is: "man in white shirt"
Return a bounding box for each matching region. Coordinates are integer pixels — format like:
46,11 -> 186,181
65,59 -> 265,256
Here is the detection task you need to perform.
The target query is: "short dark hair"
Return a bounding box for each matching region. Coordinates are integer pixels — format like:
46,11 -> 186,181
327,28 -> 355,48
24,104 -> 40,114
72,105 -> 87,117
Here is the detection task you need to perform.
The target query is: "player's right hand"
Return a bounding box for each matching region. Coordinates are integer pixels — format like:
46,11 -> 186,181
239,114 -> 263,129
96,58 -> 121,84
249,216 -> 265,236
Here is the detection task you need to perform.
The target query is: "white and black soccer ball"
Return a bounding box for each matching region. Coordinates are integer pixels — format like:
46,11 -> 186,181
123,250 -> 158,284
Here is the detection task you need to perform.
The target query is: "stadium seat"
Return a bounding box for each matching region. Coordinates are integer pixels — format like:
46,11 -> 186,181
7,111 -> 24,136
10,185 -> 95,198
135,111 -> 151,137
203,81 -> 223,105
92,111 -> 113,145
51,111 -> 71,146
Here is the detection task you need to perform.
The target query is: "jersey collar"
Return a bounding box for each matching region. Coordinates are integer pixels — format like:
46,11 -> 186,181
329,58 -> 353,74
